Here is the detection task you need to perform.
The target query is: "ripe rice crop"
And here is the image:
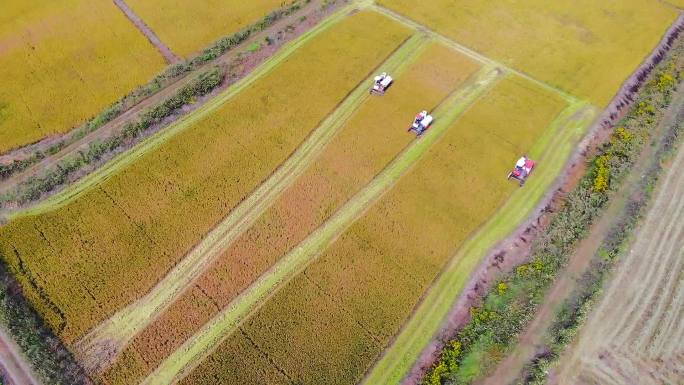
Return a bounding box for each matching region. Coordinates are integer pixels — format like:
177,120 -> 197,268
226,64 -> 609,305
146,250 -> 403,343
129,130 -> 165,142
0,10 -> 411,345
178,76 -> 567,385
125,0 -> 285,57
100,41 -> 482,385
377,0 -> 678,106
0,0 -> 166,153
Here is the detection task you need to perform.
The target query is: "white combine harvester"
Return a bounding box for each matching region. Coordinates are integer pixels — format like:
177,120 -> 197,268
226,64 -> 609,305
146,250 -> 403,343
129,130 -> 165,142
370,72 -> 393,95
408,110 -> 433,136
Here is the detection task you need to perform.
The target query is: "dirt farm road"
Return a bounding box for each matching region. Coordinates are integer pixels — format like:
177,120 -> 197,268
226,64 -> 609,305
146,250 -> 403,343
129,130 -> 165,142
0,327 -> 40,385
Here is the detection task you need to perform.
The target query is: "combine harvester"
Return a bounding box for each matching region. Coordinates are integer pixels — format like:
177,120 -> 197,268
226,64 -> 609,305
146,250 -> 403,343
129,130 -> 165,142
408,110 -> 434,136
507,155 -> 535,186
370,72 -> 393,95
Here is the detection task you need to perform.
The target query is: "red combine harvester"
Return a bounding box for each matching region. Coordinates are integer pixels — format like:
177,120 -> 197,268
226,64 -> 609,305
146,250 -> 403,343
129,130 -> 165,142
507,155 -> 535,186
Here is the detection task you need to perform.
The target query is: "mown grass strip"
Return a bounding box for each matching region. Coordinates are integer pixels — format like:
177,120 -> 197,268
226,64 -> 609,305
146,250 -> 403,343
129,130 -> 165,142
8,2 -> 358,221
362,100 -> 597,385
72,32 -> 429,372
140,65 -> 504,385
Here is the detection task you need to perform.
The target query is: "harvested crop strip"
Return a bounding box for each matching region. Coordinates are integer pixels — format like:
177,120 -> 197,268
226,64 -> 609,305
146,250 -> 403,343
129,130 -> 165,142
0,0 -> 166,153
98,41 -> 482,385
377,0 -> 677,105
176,76 -> 567,385
125,0 -> 286,57
0,10 -> 411,345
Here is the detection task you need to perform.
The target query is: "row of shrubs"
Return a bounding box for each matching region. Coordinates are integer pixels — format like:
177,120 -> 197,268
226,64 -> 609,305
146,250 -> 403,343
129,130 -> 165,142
0,264 -> 90,385
0,67 -> 223,207
422,35 -> 684,385
0,0 -> 310,182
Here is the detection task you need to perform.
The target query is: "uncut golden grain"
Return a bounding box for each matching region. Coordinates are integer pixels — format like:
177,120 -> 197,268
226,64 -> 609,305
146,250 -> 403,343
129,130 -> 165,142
0,0 -> 166,153
378,0 -> 677,106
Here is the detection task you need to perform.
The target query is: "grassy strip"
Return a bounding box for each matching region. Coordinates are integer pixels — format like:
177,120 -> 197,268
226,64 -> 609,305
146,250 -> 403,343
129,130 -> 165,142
141,66 -> 504,385
0,265 -> 89,385
0,67 -> 224,208
515,49 -> 684,385
363,100 -> 595,385
0,0 -> 311,181
421,35 -> 684,385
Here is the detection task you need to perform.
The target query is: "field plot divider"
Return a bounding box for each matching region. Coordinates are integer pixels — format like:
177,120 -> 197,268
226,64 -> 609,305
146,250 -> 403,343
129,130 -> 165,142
71,31 -> 431,375
368,4 -> 579,105
139,65 -> 504,385
112,0 -> 180,64
361,100 -> 599,385
9,2 -> 360,222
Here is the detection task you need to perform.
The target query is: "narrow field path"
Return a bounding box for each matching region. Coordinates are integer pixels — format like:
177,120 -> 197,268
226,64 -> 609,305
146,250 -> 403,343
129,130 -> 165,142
139,65 -> 504,385
71,32 -> 429,374
0,327 -> 40,385
362,100 -> 596,385
113,0 -> 180,63
9,4 -> 355,221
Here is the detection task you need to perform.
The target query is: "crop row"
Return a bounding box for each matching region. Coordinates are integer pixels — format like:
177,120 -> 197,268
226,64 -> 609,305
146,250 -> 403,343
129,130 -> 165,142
0,0 -> 166,153
177,76 -> 567,385
377,0 -> 678,105
99,41 -> 482,385
0,10 -> 412,344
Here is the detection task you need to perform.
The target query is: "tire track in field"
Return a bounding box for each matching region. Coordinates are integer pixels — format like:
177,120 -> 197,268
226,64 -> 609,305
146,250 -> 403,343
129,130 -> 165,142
71,33 -> 429,374
361,100 -> 596,385
139,65 -> 504,385
554,141 -> 684,385
8,2 -> 357,222
113,0 -> 180,63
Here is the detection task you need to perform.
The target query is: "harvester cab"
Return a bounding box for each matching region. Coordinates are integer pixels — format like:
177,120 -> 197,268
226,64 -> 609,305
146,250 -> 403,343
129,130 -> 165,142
507,155 -> 535,186
408,110 -> 433,136
370,72 -> 393,95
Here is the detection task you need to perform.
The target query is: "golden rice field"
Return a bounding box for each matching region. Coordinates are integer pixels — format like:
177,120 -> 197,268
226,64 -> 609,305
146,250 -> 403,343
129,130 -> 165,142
125,0 -> 284,57
0,0 -> 166,153
0,10 -> 411,343
0,1 -> 679,384
178,75 -> 567,385
554,145 -> 684,385
377,0 -> 678,106
98,41 -> 481,385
